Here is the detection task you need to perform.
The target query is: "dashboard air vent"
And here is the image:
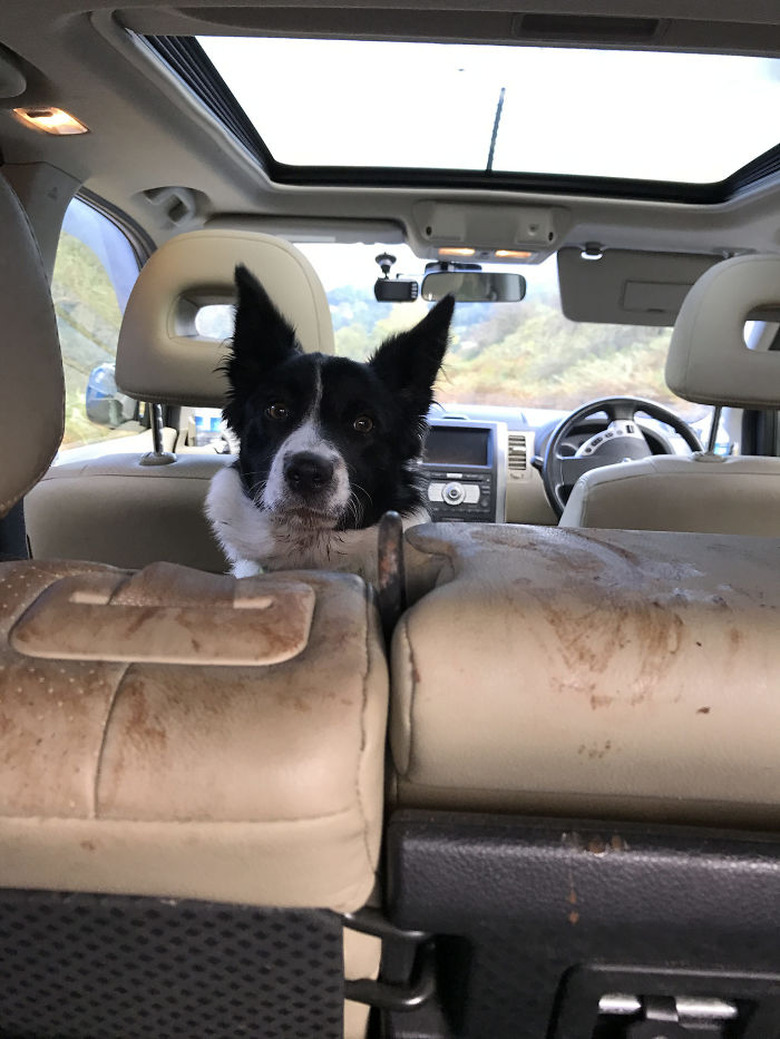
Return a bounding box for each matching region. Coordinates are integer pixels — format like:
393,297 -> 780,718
508,432 -> 529,473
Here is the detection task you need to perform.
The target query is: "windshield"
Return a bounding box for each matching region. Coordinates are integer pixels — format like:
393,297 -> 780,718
294,242 -> 707,424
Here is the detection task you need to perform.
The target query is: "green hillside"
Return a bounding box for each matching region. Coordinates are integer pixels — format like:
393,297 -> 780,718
332,289 -> 680,413
52,232 -> 123,446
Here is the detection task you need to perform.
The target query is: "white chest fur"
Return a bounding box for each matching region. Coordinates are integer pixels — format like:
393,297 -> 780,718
205,465 -> 427,581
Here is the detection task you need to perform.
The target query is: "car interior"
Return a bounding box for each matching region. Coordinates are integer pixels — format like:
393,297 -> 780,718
0,2 -> 779,1038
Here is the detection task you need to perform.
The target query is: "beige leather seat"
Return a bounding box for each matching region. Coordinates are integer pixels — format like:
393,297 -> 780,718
1,184 -> 384,1037
382,521 -> 780,1034
560,253 -> 780,533
26,228 -> 334,571
395,522 -> 780,825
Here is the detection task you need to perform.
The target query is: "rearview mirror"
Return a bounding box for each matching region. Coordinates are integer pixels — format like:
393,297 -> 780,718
421,270 -> 527,303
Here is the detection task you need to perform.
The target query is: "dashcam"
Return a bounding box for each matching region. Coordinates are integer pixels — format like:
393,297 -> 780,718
374,278 -> 419,302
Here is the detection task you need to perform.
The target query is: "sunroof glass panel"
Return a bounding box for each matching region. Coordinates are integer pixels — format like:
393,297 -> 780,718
198,36 -> 780,184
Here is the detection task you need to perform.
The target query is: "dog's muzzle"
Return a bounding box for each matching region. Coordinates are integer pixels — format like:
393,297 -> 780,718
283,451 -> 335,498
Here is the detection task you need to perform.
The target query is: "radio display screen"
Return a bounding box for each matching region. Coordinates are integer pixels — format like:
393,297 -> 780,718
424,426 -> 490,467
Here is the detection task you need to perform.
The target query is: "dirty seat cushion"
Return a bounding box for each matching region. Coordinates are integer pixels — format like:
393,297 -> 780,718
393,523 -> 780,827
0,560 -> 387,912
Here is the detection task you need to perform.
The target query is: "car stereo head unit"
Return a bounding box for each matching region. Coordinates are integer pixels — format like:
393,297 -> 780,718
419,419 -> 507,523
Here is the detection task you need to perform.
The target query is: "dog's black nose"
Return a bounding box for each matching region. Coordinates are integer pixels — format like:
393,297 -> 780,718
284,452 -> 335,494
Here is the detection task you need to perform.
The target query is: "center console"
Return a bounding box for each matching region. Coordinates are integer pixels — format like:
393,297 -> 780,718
420,420 -> 507,523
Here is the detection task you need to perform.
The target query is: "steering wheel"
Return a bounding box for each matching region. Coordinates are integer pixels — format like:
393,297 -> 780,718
541,396 -> 703,518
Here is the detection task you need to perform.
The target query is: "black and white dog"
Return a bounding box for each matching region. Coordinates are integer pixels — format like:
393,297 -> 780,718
205,266 -> 454,579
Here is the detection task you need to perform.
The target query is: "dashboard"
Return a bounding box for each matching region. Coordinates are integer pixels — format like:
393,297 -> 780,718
421,411 -> 558,525
420,401 -> 703,526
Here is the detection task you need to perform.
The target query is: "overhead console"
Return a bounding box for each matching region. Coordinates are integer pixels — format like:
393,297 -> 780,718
410,201 -> 569,265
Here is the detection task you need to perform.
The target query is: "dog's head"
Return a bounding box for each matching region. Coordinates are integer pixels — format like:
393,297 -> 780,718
222,264 -> 454,531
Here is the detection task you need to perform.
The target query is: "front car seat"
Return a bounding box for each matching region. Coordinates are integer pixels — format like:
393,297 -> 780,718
25,228 -> 334,572
560,253 -> 780,533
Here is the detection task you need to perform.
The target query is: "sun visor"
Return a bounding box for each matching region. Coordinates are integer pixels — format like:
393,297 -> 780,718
558,248 -> 722,326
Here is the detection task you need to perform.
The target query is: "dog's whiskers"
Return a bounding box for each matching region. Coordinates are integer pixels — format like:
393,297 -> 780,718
243,472 -> 268,507
344,495 -> 362,528
344,479 -> 374,529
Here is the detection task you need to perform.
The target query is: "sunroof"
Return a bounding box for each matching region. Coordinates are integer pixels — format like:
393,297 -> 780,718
197,37 -> 780,184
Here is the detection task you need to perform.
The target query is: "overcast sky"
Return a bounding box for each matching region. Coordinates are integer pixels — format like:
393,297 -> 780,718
200,37 -> 780,183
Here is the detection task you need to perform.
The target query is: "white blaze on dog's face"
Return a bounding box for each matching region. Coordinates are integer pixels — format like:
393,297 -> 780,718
219,265 -> 454,533
259,363 -> 351,524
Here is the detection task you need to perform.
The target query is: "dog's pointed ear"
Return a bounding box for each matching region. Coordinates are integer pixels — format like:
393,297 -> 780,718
222,265 -> 301,433
232,264 -> 300,370
369,294 -> 454,415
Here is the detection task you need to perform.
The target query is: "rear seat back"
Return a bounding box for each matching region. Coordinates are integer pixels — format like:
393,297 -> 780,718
1,558 -> 388,1037
3,561 -> 385,908
385,522 -> 780,1038
395,523 -> 780,824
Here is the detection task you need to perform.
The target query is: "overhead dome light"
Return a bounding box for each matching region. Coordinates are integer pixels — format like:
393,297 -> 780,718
12,106 -> 89,135
495,249 -> 534,260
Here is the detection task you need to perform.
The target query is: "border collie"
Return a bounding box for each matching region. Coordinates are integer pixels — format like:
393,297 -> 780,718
205,266 -> 454,579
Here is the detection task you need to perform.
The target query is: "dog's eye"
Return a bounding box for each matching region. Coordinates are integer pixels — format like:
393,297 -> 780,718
353,415 -> 374,434
265,402 -> 290,421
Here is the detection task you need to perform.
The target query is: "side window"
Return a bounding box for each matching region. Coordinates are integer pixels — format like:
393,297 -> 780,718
52,198 -> 142,449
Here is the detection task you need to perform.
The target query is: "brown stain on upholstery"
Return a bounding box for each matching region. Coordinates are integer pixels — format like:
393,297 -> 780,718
0,588 -> 127,816
578,741 -> 614,760
123,682 -> 168,751
590,695 -> 614,710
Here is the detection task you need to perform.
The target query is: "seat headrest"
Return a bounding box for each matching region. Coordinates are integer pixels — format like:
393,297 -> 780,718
0,174 -> 64,519
666,253 -> 780,408
115,230 -> 334,408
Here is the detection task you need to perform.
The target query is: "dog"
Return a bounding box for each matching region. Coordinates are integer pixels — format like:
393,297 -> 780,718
205,265 -> 454,580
